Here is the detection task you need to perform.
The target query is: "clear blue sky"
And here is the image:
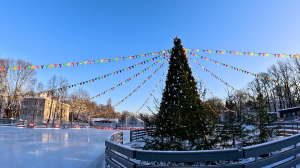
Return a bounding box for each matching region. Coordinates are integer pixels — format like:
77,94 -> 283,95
0,0 -> 299,114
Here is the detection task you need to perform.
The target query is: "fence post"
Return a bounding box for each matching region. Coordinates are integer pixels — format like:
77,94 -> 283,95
106,146 -> 111,168
121,132 -> 123,145
294,143 -> 297,158
130,130 -> 133,142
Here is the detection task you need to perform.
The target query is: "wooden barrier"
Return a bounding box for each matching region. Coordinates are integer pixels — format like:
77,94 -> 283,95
106,128 -> 300,167
130,128 -> 154,142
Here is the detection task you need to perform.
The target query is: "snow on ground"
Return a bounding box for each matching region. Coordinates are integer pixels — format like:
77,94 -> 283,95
0,127 -> 129,168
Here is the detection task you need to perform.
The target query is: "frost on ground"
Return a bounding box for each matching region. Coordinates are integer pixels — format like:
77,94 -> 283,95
0,127 -> 129,168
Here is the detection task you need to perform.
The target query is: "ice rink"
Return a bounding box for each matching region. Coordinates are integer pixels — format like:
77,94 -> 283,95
0,127 -> 130,168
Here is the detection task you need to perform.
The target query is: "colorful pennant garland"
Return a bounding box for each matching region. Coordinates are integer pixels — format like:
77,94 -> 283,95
187,52 -> 297,89
11,56 -> 169,99
72,59 -> 169,107
185,48 -> 300,59
198,88 -> 219,116
189,64 -> 234,112
133,67 -> 168,116
90,67 -> 169,117
188,57 -> 258,103
0,49 -> 172,71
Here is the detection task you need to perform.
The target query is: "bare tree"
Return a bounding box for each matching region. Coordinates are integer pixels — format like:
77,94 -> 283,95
70,88 -> 89,124
55,76 -> 68,124
0,58 -> 36,118
105,98 -> 115,119
83,101 -> 98,123
119,110 -> 131,127
46,75 -> 58,124
31,82 -> 44,122
129,116 -> 137,126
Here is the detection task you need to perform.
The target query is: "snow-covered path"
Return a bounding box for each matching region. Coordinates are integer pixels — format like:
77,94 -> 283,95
0,127 -> 129,168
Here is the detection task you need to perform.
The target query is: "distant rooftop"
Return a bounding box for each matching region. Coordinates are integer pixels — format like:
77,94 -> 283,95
278,106 -> 300,113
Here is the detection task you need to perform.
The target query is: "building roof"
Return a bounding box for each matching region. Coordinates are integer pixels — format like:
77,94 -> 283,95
22,96 -> 70,107
278,106 -> 300,113
91,118 -> 118,122
127,116 -> 144,123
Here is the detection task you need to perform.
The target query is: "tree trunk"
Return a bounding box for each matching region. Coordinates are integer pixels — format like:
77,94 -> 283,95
60,95 -> 64,124
0,98 -> 5,118
47,92 -> 54,124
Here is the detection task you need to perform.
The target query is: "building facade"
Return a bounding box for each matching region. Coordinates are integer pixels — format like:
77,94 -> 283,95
91,118 -> 118,127
19,95 -> 70,123
278,106 -> 300,121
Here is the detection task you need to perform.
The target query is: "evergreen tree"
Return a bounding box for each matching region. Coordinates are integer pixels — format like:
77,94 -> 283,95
248,92 -> 277,144
143,37 -> 218,151
218,96 -> 251,149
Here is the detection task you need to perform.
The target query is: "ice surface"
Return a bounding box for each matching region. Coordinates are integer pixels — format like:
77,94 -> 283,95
0,127 -> 129,168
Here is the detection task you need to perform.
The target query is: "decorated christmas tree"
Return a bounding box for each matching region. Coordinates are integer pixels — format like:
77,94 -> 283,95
144,37 -> 218,151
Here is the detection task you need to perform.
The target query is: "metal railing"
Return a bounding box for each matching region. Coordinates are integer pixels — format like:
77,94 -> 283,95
106,123 -> 300,168
110,132 -> 123,145
130,128 -> 154,142
275,122 -> 300,137
129,123 -> 300,143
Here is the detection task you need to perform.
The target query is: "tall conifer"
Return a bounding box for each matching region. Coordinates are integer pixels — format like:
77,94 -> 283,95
144,37 -> 218,151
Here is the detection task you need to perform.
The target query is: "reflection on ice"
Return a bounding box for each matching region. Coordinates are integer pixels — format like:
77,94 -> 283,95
42,132 -> 68,142
0,127 -> 130,168
28,150 -> 43,155
64,157 -> 94,162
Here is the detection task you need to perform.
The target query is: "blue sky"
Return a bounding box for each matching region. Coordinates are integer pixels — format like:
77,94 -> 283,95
0,1 -> 299,114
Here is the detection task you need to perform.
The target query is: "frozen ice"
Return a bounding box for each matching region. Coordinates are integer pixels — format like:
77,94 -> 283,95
0,127 -> 130,168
